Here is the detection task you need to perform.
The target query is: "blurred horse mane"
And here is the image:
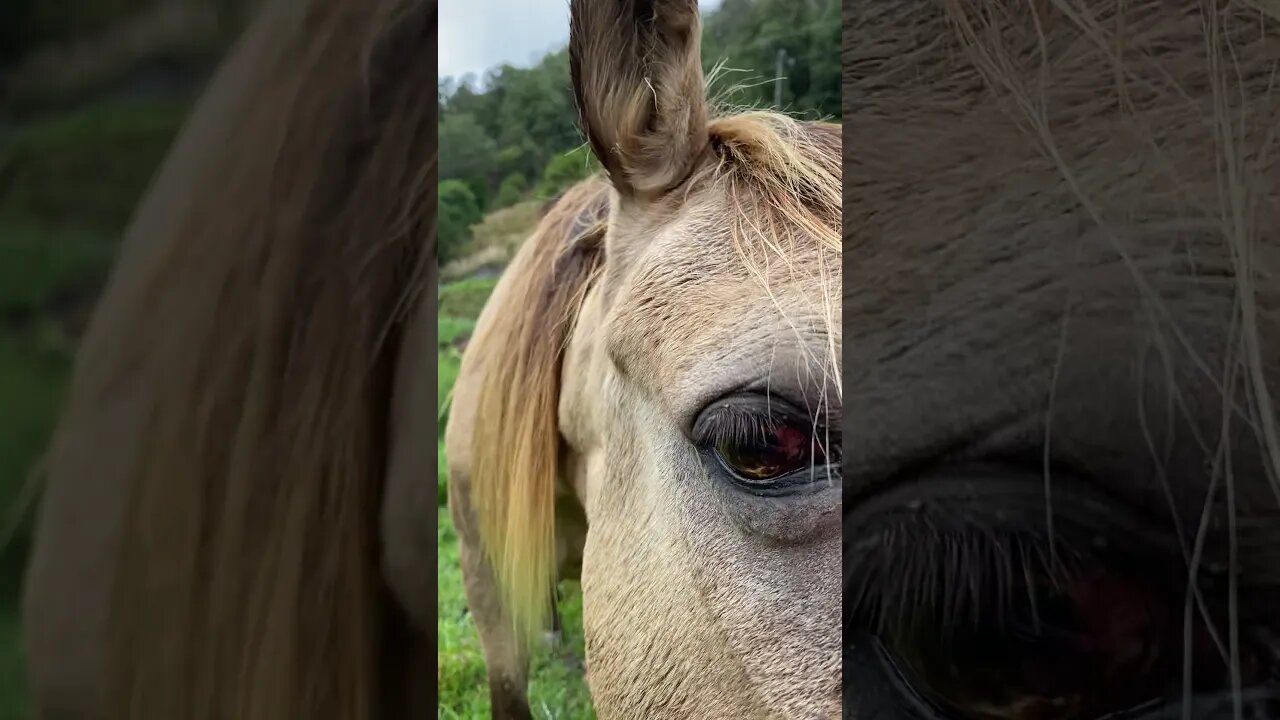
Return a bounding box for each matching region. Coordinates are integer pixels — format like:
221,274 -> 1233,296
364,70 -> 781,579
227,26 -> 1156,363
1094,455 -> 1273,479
42,0 -> 439,717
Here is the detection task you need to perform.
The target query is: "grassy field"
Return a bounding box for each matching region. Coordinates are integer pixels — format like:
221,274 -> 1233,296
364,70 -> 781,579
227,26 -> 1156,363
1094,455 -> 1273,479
436,278 -> 596,718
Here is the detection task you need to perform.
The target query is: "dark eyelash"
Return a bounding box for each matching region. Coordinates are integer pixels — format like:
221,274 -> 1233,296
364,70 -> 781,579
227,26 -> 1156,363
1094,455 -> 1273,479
846,523 -> 1093,638
693,403 -> 787,447
694,401 -> 841,454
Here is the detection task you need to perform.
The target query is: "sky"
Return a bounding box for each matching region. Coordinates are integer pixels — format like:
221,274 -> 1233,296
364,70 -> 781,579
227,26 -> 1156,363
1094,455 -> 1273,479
439,0 -> 723,84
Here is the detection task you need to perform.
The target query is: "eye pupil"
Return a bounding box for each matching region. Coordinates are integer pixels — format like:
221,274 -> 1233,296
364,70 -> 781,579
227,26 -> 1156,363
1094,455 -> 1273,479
714,423 -> 816,481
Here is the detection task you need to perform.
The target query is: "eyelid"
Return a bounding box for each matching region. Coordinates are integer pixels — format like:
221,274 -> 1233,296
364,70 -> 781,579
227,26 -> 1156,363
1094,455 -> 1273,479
691,393 -> 812,446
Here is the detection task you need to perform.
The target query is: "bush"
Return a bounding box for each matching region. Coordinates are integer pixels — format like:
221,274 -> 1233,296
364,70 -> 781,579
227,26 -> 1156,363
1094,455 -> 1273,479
537,145 -> 599,198
438,113 -> 497,210
468,201 -> 540,254
494,173 -> 527,208
495,144 -> 527,179
437,180 -> 482,264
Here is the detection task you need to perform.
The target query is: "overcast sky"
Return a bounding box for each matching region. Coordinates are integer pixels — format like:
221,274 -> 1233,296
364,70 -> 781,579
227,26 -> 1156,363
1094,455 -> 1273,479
440,0 -> 723,83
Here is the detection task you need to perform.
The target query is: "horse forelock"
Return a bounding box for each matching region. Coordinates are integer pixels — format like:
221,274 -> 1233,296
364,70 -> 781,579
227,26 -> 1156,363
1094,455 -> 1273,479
698,112 -> 843,395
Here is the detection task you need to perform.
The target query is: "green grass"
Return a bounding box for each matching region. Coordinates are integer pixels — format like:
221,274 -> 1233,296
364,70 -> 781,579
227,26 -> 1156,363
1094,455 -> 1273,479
439,316 -> 477,348
436,276 -> 595,718
438,277 -> 499,320
437,508 -> 595,719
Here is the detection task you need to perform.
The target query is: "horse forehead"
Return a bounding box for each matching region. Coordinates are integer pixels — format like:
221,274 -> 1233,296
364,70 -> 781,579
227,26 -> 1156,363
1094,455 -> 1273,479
602,221 -> 832,409
606,232 -> 750,366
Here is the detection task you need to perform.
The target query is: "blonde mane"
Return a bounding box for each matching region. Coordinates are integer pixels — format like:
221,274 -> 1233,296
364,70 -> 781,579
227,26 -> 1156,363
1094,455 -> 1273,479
466,177 -> 610,650
467,109 -> 842,650
41,0 -> 440,717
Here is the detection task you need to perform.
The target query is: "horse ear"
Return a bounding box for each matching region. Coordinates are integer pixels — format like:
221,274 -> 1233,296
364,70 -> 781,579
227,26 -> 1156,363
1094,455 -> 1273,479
569,0 -> 709,198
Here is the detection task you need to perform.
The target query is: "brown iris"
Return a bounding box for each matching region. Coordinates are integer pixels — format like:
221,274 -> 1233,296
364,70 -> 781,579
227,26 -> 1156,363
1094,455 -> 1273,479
713,422 -> 818,481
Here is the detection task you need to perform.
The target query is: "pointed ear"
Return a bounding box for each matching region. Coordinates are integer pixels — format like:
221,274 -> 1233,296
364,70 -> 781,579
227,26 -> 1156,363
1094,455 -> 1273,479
569,0 -> 709,198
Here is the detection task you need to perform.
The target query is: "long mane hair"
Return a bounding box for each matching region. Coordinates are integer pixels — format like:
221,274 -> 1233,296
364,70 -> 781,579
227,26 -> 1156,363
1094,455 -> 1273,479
45,0 -> 438,717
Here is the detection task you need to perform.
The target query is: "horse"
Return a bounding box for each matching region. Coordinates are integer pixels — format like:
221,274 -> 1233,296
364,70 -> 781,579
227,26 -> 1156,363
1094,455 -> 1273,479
20,0 -> 441,718
444,0 -> 842,717
844,0 -> 1279,717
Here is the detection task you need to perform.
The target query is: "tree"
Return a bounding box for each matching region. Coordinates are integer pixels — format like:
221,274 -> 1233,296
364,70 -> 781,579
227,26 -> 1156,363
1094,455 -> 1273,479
438,180 -> 481,263
436,0 -> 840,221
494,173 -> 528,208
437,113 -> 498,210
538,146 -> 598,198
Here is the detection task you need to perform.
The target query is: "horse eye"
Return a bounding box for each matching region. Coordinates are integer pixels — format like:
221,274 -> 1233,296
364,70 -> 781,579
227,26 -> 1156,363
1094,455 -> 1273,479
713,422 -> 821,482
875,564 -> 1274,720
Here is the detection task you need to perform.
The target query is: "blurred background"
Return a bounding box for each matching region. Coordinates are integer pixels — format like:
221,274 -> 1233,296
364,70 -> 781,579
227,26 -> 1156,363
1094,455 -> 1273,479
0,1 -> 253,714
435,0 -> 840,716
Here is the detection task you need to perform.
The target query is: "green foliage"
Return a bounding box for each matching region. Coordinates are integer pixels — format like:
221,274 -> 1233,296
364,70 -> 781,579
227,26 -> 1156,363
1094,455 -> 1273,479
0,332 -> 70,550
437,345 -> 461,508
495,145 -> 528,177
0,215 -> 101,626
700,0 -> 841,119
437,273 -> 593,716
438,277 -> 498,321
538,147 -> 598,199
439,113 -> 499,208
438,180 -> 483,264
0,215 -> 114,318
435,0 -> 839,265
466,202 -> 541,257
437,508 -> 594,718
438,317 -> 477,349
438,48 -> 580,211
0,217 -> 93,553
494,173 -> 528,208
437,438 -> 451,508
436,277 -> 497,505
0,99 -> 189,232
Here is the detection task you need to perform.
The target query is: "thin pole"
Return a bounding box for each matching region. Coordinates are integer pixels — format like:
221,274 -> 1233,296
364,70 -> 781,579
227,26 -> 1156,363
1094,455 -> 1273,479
774,47 -> 786,107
